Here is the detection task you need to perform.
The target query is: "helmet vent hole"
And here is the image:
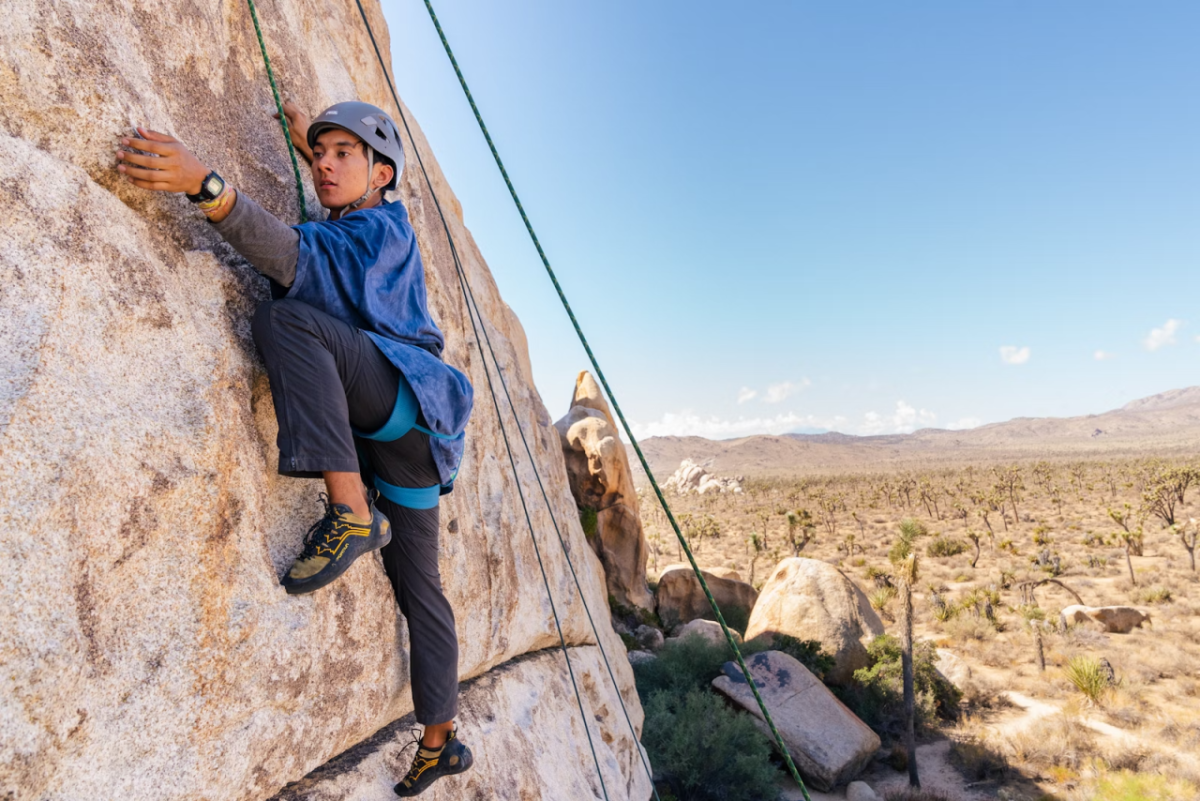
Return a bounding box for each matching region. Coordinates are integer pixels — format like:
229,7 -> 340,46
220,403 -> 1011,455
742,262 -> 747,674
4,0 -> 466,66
374,127 -> 388,142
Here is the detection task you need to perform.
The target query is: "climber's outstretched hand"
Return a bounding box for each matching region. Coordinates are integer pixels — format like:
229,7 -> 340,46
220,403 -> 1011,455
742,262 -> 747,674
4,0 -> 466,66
115,128 -> 210,194
274,100 -> 314,164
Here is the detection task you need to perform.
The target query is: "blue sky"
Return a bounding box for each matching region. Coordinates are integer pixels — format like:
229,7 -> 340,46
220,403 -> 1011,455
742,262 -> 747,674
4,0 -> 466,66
380,0 -> 1200,439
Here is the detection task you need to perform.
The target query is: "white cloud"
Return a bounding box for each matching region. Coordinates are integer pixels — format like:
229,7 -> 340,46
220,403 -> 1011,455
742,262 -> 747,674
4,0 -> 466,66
859,401 -> 937,435
1094,350 -> 1115,361
999,346 -> 1031,365
1143,318 -> 1184,351
736,387 -> 757,404
628,410 -> 843,441
762,378 -> 810,404
946,417 -> 982,431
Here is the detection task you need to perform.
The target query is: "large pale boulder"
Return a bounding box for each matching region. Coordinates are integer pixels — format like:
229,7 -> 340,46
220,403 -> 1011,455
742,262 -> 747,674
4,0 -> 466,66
0,3 -> 646,799
712,651 -> 881,791
655,563 -> 759,632
271,646 -> 651,800
555,372 -> 653,611
662,459 -> 743,495
745,558 -> 885,684
1061,605 -> 1152,634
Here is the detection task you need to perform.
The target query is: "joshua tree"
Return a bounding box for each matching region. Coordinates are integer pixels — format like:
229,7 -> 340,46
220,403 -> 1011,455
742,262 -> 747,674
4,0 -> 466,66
1143,467 -> 1197,529
992,465 -> 1025,527
966,530 -> 982,568
785,509 -> 816,556
1020,605 -> 1047,673
891,517 -> 926,789
1179,518 -> 1198,573
746,532 -> 766,585
1109,504 -> 1143,585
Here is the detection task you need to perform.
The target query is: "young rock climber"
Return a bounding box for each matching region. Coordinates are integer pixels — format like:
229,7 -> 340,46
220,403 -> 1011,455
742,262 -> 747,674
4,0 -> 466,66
115,100 -> 473,797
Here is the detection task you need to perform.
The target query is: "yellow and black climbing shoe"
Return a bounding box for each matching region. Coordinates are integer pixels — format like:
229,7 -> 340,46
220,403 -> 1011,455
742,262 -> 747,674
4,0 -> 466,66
281,493 -> 390,595
394,728 -> 473,797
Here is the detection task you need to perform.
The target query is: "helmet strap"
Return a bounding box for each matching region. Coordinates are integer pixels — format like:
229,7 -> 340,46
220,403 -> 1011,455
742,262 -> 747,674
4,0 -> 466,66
343,146 -> 376,214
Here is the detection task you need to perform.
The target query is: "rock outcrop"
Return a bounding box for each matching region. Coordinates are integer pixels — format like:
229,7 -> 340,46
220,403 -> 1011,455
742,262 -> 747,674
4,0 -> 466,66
271,647 -> 646,801
655,563 -> 759,633
662,459 -> 743,495
1060,605 -> 1152,633
668,618 -> 743,647
555,372 -> 654,611
0,3 -> 647,800
744,558 -> 885,684
711,651 -> 880,791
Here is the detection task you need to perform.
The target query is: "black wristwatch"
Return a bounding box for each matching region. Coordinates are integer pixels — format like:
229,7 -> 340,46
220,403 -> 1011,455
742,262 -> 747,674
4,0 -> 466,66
186,170 -> 226,203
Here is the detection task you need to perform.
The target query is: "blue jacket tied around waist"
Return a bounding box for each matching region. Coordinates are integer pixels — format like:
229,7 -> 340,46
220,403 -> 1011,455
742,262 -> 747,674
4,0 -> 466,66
288,199 -> 473,486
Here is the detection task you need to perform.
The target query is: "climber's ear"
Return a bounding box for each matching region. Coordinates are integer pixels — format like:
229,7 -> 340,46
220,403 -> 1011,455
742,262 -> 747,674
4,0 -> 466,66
372,160 -> 394,191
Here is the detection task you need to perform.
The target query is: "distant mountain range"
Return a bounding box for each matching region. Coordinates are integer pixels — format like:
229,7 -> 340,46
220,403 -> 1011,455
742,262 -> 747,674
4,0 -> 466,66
631,387 -> 1200,478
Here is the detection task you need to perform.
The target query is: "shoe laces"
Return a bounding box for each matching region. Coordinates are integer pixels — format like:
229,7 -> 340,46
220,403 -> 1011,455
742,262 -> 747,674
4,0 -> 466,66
297,493 -> 340,561
400,727 -> 438,783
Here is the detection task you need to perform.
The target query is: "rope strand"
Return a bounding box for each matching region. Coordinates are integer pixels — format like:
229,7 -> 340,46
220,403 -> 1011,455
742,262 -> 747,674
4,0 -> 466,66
351,3 -> 617,798
245,0 -> 308,222
417,2 -> 812,798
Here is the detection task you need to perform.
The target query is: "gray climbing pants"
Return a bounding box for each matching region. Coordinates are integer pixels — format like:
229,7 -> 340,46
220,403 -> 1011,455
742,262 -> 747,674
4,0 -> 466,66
252,297 -> 459,725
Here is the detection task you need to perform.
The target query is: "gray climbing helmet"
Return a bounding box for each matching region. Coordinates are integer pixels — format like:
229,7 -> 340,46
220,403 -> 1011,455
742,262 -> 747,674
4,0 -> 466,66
307,101 -> 405,191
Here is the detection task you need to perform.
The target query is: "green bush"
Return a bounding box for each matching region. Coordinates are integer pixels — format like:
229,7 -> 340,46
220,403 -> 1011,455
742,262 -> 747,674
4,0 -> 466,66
579,506 -> 598,540
642,689 -> 781,801
771,634 -> 836,680
633,635 -> 733,698
633,633 -> 767,698
926,536 -> 966,557
837,635 -> 960,740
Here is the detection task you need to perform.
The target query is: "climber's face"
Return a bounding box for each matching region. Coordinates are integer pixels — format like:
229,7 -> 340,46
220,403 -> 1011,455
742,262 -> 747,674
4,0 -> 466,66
311,129 -> 393,210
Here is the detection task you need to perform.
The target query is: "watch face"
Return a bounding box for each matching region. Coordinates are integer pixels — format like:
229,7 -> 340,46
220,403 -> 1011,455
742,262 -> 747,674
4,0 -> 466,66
204,175 -> 223,196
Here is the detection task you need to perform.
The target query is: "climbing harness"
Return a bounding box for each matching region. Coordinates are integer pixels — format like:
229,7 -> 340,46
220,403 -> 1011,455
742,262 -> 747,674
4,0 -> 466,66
354,372 -> 461,510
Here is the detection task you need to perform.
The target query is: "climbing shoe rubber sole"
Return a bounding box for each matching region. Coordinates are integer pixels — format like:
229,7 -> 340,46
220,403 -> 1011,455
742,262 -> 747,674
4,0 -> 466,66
394,737 -> 473,797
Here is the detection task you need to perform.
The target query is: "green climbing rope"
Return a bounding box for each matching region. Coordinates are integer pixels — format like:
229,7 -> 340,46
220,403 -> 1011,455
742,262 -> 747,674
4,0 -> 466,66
244,0 -> 308,223
418,2 -> 813,798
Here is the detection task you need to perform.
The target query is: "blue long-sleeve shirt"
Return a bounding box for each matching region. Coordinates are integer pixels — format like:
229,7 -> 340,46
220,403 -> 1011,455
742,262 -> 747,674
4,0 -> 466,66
213,194 -> 472,485
290,200 -> 473,485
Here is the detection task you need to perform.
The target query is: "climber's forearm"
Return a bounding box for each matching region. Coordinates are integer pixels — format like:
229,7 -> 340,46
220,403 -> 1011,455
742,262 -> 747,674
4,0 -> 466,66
210,192 -> 299,287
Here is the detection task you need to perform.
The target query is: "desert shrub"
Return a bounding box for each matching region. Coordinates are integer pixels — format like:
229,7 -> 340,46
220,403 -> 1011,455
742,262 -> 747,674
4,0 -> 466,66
869,585 -> 897,615
721,605 -> 752,637
949,735 -> 1010,783
1064,656 -> 1111,704
620,632 -> 638,652
1132,585 -> 1173,605
641,689 -> 781,801
1003,713 -> 1096,770
1087,770 -> 1197,801
926,536 -> 966,558
771,634 -> 836,680
944,615 -> 995,642
838,635 -> 960,739
633,635 -> 738,698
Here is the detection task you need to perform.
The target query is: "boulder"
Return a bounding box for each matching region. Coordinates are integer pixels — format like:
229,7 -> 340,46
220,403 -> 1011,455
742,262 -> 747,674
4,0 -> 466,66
655,564 -> 759,632
662,459 -> 743,495
935,649 -> 972,688
669,618 -> 742,647
712,651 -> 880,791
0,4 -> 648,799
1060,605 -> 1151,633
627,650 -> 657,667
556,372 -> 654,611
847,781 -> 881,801
634,624 -> 664,651
744,558 -> 885,684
